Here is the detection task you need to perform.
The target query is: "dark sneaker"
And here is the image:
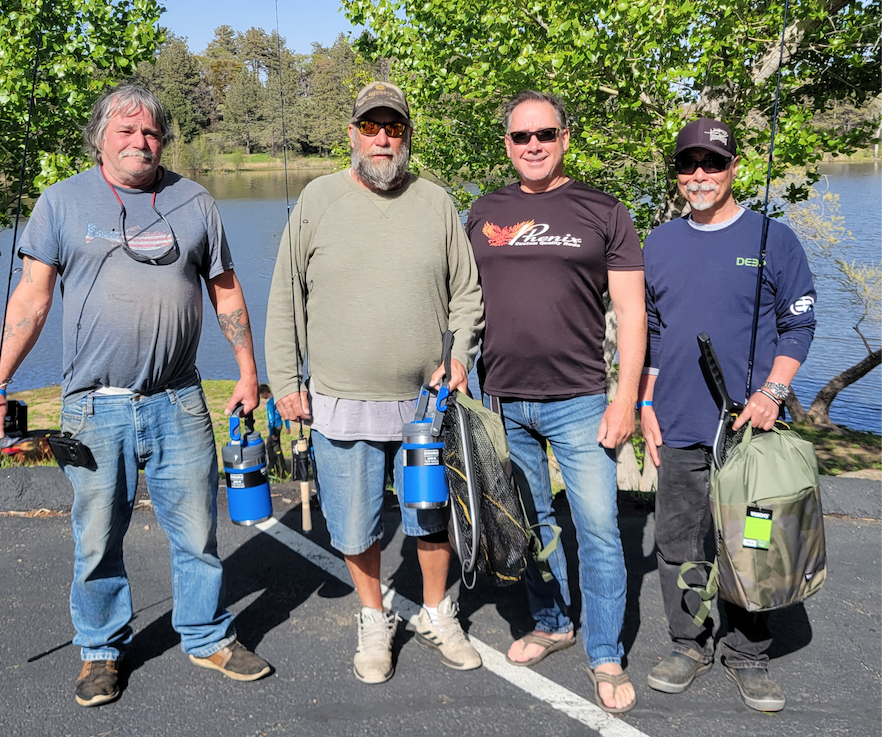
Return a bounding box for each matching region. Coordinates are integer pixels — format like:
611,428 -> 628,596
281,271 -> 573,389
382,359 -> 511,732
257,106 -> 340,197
190,641 -> 272,682
647,651 -> 712,693
75,660 -> 120,707
725,665 -> 786,711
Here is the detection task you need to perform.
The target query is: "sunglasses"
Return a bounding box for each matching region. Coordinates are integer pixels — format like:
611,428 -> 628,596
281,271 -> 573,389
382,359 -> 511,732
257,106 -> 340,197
357,120 -> 408,138
673,153 -> 733,175
100,165 -> 178,265
508,127 -> 561,145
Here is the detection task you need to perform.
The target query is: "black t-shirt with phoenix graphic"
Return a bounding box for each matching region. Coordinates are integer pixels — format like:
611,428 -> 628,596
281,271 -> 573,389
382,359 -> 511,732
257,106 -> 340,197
466,179 -> 643,400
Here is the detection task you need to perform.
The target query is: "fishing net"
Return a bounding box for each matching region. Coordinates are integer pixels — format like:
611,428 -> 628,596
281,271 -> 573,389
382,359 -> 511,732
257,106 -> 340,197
718,413 -> 790,467
440,398 -> 531,587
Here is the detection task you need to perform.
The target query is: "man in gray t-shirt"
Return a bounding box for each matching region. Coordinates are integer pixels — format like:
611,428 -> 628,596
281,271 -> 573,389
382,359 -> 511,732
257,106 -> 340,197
0,84 -> 271,707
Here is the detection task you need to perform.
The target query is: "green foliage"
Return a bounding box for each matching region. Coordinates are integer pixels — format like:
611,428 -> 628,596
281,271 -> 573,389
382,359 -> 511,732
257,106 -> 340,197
0,0 -> 164,227
136,32 -> 208,141
342,0 -> 880,231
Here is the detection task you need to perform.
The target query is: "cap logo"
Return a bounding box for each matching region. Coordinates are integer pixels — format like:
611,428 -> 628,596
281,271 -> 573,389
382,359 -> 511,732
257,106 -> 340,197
706,127 -> 729,145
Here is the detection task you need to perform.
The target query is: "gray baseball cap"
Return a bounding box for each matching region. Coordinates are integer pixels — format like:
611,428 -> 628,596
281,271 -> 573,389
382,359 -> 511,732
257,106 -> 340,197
352,81 -> 410,120
674,118 -> 737,159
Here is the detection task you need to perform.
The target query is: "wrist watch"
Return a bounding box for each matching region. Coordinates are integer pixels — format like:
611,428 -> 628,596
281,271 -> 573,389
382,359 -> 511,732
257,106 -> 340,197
762,381 -> 791,402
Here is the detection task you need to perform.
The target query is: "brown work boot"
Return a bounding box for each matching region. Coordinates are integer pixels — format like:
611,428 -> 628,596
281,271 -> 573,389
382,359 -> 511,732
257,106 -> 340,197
189,641 -> 272,681
75,660 -> 120,707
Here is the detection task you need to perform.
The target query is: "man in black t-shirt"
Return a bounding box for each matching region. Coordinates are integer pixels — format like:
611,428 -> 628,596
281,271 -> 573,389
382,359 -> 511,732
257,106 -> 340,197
465,90 -> 646,714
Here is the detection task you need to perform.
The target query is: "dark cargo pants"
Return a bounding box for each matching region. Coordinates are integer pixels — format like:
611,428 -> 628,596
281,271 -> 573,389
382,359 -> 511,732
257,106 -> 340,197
655,444 -> 772,668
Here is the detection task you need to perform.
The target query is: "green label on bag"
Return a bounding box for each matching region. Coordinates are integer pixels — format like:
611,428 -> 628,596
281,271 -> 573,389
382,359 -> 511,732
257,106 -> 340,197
743,507 -> 773,550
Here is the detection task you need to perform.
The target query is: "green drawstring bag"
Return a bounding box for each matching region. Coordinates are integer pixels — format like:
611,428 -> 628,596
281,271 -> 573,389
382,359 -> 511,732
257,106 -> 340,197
679,424 -> 827,625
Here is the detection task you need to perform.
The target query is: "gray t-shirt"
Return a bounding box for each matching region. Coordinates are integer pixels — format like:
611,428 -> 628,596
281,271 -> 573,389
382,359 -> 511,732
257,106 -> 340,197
18,165 -> 233,401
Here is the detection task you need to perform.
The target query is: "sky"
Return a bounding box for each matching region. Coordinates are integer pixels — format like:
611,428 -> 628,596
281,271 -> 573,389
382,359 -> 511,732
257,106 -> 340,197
158,0 -> 359,55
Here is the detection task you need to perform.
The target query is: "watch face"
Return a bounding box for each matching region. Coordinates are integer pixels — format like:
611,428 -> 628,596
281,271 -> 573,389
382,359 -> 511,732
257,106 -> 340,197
764,382 -> 790,401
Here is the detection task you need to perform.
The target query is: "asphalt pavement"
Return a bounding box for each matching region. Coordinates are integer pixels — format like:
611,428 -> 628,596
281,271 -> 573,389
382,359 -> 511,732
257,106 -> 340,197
1,488 -> 880,737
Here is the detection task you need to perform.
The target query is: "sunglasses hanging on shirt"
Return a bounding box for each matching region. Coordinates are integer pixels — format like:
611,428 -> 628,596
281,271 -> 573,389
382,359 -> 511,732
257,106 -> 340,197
99,165 -> 179,265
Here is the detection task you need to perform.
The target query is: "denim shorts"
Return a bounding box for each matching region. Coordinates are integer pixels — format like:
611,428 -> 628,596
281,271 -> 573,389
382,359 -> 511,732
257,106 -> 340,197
311,430 -> 448,555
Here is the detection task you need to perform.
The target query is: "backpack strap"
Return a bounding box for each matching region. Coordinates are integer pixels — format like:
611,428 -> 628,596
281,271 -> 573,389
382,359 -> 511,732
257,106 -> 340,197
677,560 -> 719,627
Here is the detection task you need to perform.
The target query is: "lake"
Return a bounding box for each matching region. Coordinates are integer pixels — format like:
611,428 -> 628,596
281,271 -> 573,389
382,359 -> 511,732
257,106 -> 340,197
1,164 -> 879,432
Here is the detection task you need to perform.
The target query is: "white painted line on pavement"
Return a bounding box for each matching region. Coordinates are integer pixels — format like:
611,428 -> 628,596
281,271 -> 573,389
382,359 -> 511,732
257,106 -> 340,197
257,517 -> 652,737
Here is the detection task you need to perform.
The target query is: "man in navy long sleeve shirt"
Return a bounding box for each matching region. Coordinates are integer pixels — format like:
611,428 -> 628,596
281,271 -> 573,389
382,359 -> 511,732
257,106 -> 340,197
638,119 -> 816,712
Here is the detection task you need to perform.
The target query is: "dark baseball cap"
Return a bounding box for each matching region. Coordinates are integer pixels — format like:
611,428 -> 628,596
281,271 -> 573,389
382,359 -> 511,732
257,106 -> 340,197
674,118 -> 737,159
352,81 -> 409,120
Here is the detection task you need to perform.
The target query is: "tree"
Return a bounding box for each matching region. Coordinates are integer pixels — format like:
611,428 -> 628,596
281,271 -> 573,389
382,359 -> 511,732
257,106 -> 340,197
343,0 -> 879,228
1,0 -> 163,227
202,25 -> 245,116
222,69 -> 266,154
136,32 -> 207,141
307,36 -> 360,156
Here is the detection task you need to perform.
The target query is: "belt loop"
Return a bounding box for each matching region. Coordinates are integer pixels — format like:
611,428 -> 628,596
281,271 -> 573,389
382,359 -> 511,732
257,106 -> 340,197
167,387 -> 177,404
85,395 -> 94,417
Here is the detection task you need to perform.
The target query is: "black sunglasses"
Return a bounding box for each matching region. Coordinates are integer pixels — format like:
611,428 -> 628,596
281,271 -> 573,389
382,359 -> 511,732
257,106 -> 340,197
357,120 -> 408,138
674,153 -> 733,175
508,127 -> 561,145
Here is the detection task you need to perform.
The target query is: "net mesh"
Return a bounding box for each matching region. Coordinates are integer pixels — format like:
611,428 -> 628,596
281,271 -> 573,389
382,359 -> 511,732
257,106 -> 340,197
440,401 -> 530,587
718,414 -> 789,467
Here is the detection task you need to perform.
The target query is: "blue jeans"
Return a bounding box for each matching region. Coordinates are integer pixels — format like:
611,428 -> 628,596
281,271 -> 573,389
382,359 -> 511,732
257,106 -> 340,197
311,432 -> 448,556
61,384 -> 235,662
499,394 -> 625,668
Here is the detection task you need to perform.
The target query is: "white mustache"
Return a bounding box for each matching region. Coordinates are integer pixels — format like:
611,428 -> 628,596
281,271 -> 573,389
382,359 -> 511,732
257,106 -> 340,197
119,149 -> 155,162
687,182 -> 717,193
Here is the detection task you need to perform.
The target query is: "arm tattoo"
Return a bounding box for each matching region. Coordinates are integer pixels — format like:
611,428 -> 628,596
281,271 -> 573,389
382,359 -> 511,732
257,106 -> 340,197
2,318 -> 31,342
217,308 -> 252,354
23,258 -> 34,283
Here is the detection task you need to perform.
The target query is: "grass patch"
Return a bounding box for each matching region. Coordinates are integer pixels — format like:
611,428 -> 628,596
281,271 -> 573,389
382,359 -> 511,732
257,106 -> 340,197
787,422 -> 881,476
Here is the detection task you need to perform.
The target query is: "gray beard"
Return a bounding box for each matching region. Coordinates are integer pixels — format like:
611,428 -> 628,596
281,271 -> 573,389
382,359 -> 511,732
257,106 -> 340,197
687,183 -> 717,211
351,139 -> 410,191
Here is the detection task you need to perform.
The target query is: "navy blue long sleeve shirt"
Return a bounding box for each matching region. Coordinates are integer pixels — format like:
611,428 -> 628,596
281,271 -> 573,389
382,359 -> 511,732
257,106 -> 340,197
644,209 -> 816,447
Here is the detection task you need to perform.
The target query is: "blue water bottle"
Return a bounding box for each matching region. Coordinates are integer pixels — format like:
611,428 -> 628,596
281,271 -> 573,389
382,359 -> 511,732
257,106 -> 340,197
222,405 -> 273,525
401,331 -> 454,509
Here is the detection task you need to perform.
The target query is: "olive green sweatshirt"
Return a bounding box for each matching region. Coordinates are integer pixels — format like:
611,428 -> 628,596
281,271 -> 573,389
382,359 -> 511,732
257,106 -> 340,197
265,169 -> 484,402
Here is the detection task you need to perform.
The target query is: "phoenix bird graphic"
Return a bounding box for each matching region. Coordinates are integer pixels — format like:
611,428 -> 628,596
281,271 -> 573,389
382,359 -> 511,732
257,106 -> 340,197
482,220 -> 534,247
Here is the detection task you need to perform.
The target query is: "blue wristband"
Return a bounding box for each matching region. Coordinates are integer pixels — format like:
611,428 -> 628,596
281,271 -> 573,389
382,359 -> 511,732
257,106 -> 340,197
636,400 -> 652,409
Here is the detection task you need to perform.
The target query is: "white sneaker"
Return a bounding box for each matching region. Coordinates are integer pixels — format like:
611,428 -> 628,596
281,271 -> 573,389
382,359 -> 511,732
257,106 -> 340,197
353,607 -> 399,684
414,595 -> 482,670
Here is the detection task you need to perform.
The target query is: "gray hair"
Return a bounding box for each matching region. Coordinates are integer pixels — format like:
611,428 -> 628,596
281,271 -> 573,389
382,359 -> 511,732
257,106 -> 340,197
83,84 -> 173,163
502,90 -> 568,132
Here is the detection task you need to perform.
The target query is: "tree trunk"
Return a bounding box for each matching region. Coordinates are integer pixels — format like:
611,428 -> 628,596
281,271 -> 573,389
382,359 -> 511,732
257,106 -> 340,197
784,389 -> 809,424
807,348 -> 881,425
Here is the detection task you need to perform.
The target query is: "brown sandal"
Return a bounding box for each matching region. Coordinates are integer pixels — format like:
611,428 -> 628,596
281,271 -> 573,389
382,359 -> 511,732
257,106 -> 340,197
505,633 -> 575,667
586,667 -> 637,714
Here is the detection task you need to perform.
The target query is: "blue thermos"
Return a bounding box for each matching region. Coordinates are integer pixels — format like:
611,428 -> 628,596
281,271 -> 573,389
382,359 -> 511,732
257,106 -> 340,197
223,405 -> 273,525
402,330 -> 454,509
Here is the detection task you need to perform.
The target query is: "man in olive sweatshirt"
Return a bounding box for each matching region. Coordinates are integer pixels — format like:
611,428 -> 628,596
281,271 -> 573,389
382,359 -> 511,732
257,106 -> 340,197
265,82 -> 484,685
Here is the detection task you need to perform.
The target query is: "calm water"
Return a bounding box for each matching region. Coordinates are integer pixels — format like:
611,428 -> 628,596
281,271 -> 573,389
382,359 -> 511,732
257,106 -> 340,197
1,164 -> 879,432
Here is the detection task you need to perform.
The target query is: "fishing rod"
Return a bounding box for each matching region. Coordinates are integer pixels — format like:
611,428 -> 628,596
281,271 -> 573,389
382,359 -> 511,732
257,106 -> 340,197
273,0 -> 312,532
0,0 -> 48,380
744,0 -> 791,402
